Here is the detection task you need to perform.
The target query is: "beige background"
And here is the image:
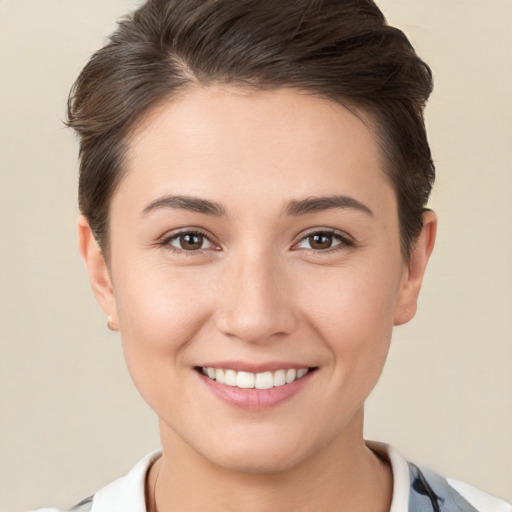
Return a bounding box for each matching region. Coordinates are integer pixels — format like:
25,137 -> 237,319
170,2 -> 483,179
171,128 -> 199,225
0,1 -> 510,510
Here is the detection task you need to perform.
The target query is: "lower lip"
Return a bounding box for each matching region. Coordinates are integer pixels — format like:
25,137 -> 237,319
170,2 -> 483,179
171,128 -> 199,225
198,370 -> 315,411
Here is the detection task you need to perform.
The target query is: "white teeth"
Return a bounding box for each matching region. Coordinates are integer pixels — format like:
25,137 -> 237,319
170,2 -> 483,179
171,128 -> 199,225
255,371 -> 274,389
215,368 -> 225,384
237,371 -> 255,389
285,369 -> 297,384
201,367 -> 311,389
273,369 -> 286,387
224,369 -> 237,386
297,368 -> 308,379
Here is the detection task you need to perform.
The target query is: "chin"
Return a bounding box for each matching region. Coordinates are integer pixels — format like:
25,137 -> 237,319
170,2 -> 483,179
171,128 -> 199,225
193,429 -> 319,475
209,447 -> 307,475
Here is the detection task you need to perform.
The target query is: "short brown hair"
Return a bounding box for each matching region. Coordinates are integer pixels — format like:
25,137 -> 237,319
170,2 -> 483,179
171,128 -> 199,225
68,0 -> 434,259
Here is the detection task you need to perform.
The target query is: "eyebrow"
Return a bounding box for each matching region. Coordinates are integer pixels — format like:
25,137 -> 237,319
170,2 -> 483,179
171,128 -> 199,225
142,194 -> 373,218
142,195 -> 227,216
285,195 -> 374,217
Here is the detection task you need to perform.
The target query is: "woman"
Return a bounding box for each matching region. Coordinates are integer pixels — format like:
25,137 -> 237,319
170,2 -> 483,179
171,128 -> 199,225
35,0 -> 511,511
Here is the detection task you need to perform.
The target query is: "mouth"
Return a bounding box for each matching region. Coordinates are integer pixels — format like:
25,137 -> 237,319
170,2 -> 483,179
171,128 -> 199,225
197,366 -> 314,390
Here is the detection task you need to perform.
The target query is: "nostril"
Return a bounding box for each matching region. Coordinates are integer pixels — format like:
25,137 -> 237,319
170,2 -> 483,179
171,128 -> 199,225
213,307 -> 298,345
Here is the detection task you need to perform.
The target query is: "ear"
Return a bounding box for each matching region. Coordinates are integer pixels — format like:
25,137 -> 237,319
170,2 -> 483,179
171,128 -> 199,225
77,215 -> 119,330
394,210 -> 437,326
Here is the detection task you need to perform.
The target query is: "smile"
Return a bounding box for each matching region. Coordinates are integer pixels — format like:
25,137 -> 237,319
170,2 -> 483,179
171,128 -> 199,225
200,367 -> 311,389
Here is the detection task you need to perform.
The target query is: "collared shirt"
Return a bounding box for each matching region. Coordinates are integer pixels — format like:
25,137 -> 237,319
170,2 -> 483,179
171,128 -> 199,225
34,442 -> 511,512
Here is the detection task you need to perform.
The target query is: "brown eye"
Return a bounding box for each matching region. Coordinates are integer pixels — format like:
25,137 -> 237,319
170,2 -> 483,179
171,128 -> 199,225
167,231 -> 214,252
180,233 -> 203,250
295,230 -> 351,252
308,233 -> 334,250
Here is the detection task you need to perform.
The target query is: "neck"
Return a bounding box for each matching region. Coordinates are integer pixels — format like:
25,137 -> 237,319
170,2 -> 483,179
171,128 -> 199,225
146,412 -> 392,512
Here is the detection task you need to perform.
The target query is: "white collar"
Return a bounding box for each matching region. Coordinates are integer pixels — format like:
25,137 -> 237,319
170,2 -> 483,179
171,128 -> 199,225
366,441 -> 411,512
91,450 -> 161,512
90,443 -> 410,512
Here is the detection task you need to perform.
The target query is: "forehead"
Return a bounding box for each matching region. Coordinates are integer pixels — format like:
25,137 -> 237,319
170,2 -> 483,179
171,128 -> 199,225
121,86 -> 395,215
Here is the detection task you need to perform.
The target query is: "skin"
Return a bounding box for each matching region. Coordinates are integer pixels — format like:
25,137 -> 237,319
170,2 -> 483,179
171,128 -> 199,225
79,86 -> 436,512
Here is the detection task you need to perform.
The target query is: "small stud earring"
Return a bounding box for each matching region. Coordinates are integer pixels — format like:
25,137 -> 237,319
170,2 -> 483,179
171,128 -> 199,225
107,315 -> 119,331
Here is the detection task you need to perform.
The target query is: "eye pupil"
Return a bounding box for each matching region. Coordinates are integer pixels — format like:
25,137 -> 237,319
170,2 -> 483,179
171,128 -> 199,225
310,233 -> 333,250
180,233 -> 203,250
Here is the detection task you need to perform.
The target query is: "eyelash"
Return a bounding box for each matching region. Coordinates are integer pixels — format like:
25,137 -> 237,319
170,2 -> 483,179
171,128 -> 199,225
293,228 -> 354,254
158,228 -> 354,255
159,228 -> 217,256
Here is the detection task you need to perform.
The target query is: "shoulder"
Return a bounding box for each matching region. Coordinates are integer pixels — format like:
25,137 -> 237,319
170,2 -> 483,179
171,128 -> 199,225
408,461 -> 512,512
30,496 -> 93,512
367,441 -> 511,512
29,450 -> 161,512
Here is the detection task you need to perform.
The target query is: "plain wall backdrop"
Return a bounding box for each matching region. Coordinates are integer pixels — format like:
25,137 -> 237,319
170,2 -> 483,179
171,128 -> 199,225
0,1 -> 510,510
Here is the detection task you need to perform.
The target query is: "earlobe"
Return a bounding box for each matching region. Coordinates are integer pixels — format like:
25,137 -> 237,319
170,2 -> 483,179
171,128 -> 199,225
77,215 -> 118,326
394,210 -> 437,326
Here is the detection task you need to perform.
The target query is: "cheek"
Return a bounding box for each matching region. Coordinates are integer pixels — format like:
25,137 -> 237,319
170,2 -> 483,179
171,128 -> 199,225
299,258 -> 401,333
297,258 -> 402,382
111,260 -> 215,404
115,259 -> 214,338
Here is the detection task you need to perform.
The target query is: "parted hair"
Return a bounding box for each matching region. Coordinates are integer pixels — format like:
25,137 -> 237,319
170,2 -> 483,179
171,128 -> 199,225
67,0 -> 434,259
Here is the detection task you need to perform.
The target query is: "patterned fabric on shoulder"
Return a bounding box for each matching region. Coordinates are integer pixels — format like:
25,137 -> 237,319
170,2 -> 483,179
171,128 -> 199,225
30,496 -> 93,512
408,463 -> 512,512
70,496 -> 93,512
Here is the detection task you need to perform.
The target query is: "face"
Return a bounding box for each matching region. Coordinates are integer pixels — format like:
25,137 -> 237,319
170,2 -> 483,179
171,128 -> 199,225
80,86 -> 435,473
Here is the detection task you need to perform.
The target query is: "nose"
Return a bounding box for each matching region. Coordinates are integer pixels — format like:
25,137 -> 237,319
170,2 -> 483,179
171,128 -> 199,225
214,251 -> 298,345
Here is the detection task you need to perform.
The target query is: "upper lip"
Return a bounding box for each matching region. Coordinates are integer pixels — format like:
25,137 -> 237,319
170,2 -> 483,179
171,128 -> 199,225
196,361 -> 315,373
